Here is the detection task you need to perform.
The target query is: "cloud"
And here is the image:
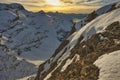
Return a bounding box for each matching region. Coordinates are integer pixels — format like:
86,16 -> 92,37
1,0 -> 119,6
61,0 -> 120,6
42,5 -> 99,13
0,0 -> 47,8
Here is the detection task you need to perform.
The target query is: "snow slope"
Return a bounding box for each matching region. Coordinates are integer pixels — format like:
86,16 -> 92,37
94,50 -> 120,80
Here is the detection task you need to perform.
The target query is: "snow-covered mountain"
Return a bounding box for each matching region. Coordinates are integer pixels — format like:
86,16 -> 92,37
0,3 -> 86,80
0,3 -> 86,60
35,2 -> 120,80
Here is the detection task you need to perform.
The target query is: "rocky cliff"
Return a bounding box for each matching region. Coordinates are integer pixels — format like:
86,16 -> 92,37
35,2 -> 120,80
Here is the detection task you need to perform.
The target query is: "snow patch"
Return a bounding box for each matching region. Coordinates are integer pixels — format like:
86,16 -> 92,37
61,58 -> 74,72
114,39 -> 120,44
94,50 -> 120,80
61,54 -> 80,72
99,34 -> 108,40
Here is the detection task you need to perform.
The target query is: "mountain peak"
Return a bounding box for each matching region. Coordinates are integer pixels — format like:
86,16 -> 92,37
0,3 -> 25,10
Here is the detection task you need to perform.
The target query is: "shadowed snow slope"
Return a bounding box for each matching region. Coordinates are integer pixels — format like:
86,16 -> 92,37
0,3 -> 86,61
0,47 -> 37,80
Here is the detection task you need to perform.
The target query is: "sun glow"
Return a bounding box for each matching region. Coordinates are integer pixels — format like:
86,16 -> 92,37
45,0 -> 61,6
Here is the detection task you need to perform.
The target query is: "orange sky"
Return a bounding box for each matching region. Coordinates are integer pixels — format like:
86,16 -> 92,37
25,5 -> 100,13
0,0 -> 118,13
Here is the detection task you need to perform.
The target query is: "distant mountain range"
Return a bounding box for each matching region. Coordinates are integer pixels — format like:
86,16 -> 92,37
0,3 -> 86,80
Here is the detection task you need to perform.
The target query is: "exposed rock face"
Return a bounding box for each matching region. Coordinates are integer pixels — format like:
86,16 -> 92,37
35,2 -> 120,80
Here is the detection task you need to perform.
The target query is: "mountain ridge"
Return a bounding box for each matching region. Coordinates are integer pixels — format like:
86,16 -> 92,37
35,1 -> 120,80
